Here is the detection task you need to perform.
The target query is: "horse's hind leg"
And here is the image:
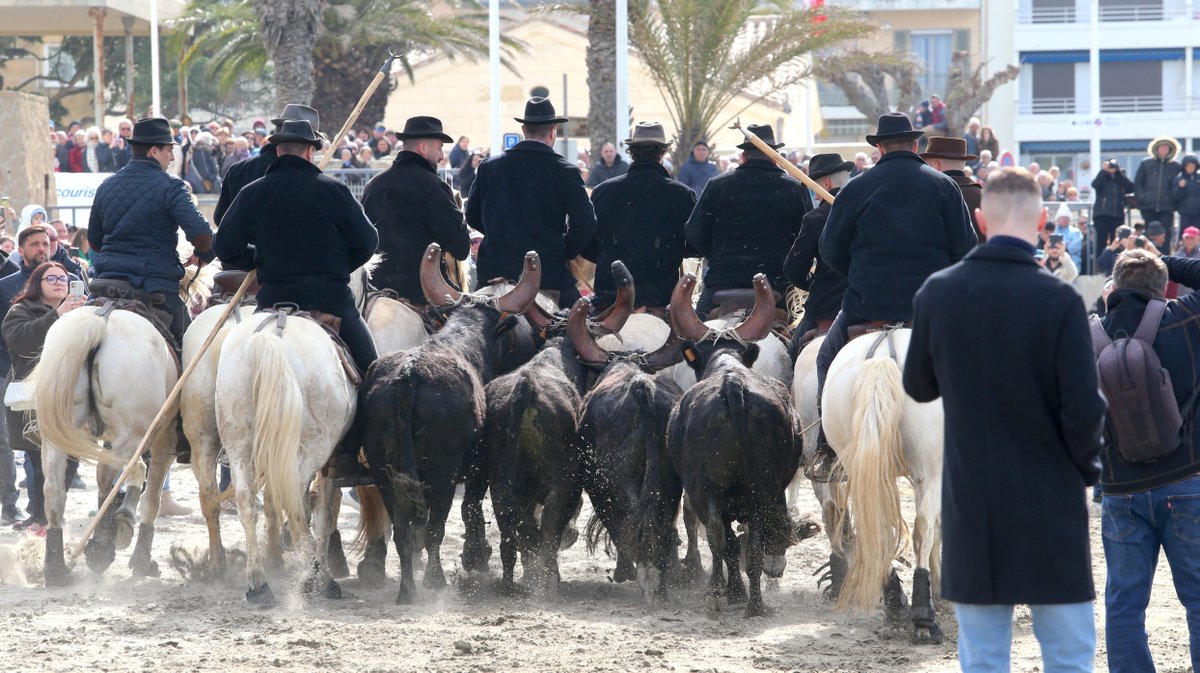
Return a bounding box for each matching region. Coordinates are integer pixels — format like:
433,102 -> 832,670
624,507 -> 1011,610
42,445 -> 72,586
303,474 -> 342,600
325,489 -> 350,579
262,490 -> 285,573
232,456 -> 274,608
814,481 -> 849,600
190,426 -> 227,579
909,473 -> 944,645
129,435 -> 174,578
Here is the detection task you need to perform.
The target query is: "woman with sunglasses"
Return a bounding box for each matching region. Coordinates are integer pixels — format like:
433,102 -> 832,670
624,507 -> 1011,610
1,262 -> 84,531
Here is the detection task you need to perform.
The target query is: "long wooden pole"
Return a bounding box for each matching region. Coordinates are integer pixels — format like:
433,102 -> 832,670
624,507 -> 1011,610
730,120 -> 836,205
67,270 -> 257,564
318,50 -> 401,171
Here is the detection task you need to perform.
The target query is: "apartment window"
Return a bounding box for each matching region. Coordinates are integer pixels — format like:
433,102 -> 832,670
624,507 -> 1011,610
821,118 -> 871,142
1099,0 -> 1164,21
1031,62 -> 1076,114
1030,0 -> 1076,23
1100,61 -> 1163,112
909,31 -> 954,96
41,44 -> 77,88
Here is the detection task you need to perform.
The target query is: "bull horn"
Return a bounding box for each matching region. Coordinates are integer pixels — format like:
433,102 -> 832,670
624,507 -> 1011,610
420,243 -> 461,307
593,261 -> 635,334
496,251 -> 541,314
567,297 -> 610,366
669,274 -> 708,341
640,331 -> 683,371
734,274 -> 776,342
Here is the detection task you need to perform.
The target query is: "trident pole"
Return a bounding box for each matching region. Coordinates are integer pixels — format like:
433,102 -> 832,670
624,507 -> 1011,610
318,50 -> 401,171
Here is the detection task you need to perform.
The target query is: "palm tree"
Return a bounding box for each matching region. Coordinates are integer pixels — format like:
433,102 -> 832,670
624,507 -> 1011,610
256,0 -> 322,110
629,0 -> 874,165
586,0 -> 616,163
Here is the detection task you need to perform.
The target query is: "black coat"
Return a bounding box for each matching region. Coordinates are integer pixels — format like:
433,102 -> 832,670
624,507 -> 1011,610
466,140 -> 596,300
214,154 -> 379,311
584,161 -> 696,308
1173,157 -> 1200,217
904,239 -> 1106,605
362,151 -> 471,303
1099,256 -> 1200,494
1092,168 -> 1135,220
684,158 -> 813,293
1135,155 -> 1182,212
214,143 -> 277,227
783,188 -> 845,322
587,155 -> 629,187
945,170 -> 983,241
821,150 -> 976,322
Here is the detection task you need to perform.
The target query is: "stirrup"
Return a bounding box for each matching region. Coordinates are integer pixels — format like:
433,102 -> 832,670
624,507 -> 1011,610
326,452 -> 374,489
805,446 -> 846,484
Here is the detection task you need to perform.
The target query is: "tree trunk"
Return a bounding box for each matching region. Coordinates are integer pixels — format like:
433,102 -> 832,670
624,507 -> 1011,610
312,44 -> 393,142
256,0 -> 321,110
586,0 -> 616,163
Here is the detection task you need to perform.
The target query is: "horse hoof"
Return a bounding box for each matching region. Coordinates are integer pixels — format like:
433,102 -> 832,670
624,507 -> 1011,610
245,583 -> 276,609
131,557 -> 160,579
326,531 -> 350,579
84,539 -> 116,574
357,560 -> 386,589
913,622 -> 945,645
114,512 -> 135,550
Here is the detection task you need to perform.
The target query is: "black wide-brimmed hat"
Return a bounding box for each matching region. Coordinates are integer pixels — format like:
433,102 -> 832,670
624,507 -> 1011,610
396,115 -> 454,144
514,96 -> 568,125
736,124 -> 784,151
865,112 -> 925,147
271,104 -> 320,132
268,119 -> 324,148
127,117 -> 177,146
807,153 -> 854,181
624,121 -> 672,147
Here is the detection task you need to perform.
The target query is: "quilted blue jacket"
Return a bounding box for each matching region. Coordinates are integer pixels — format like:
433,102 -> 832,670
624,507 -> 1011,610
87,157 -> 214,294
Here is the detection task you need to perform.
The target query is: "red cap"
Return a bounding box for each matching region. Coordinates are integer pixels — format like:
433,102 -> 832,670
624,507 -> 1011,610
1184,227 -> 1200,238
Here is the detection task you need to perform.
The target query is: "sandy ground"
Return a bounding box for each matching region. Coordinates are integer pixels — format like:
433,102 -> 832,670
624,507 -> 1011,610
0,461 -> 1193,673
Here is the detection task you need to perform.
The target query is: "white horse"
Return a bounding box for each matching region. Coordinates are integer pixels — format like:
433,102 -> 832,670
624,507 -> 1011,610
33,306 -> 179,584
215,306 -> 355,607
822,327 -> 944,643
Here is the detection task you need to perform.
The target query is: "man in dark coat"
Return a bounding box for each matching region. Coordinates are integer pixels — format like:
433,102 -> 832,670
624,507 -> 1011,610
1135,136 -> 1182,243
782,153 -> 850,361
1174,154 -> 1200,234
361,116 -> 471,304
905,167 -> 1105,670
586,143 -> 629,188
921,136 -> 983,242
677,141 -> 718,195
684,124 -> 813,317
1092,157 -> 1136,259
88,117 -> 215,347
810,112 -> 976,481
583,122 -> 696,310
1099,249 -> 1200,673
466,97 -> 596,305
213,104 -> 321,227
215,120 -> 379,376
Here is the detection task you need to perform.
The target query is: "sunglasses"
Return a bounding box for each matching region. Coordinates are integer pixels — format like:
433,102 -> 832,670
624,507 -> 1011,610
43,274 -> 69,284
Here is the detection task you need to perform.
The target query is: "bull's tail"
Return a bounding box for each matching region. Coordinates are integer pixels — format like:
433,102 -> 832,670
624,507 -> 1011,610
833,356 -> 909,613
497,372 -> 539,545
244,331 -> 306,531
31,308 -> 123,468
623,377 -> 662,553
359,371 -> 427,546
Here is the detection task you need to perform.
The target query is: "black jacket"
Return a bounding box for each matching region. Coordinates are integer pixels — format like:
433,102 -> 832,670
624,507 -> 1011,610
214,143 -> 277,227
905,238 -> 1106,605
783,188 -> 845,322
1136,155 -> 1182,212
945,170 -> 983,241
1091,168 -> 1136,219
587,155 -> 629,188
362,151 -> 471,304
466,140 -> 596,299
684,158 -> 813,293
214,154 -> 379,311
1173,156 -> 1200,217
821,150 -> 976,322
2,299 -> 58,381
584,161 -> 696,308
1099,256 -> 1200,494
0,259 -> 79,372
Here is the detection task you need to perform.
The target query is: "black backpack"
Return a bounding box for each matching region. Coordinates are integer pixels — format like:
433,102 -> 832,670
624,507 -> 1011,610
1089,299 -> 1194,462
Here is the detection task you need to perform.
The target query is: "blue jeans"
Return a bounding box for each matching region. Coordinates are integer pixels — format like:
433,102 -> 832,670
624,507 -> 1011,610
1102,474 -> 1200,673
955,602 -> 1095,672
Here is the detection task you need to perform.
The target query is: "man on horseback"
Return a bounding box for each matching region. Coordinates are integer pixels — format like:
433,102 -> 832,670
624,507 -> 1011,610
88,117 -> 216,348
808,112 -> 976,481
361,115 -> 471,305
213,119 -> 380,377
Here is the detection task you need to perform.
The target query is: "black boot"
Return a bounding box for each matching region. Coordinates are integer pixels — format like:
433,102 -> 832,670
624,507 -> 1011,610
175,414 -> 191,465
326,446 -> 372,488
805,427 -> 843,483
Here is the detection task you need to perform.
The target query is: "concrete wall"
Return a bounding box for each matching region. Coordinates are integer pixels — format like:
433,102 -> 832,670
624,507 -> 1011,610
0,91 -> 56,216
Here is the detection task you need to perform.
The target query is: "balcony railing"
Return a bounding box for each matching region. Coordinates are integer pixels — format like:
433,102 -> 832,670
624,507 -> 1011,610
1019,97 -> 1077,115
1022,6 -> 1078,23
1020,96 -> 1192,115
1018,1 -> 1189,23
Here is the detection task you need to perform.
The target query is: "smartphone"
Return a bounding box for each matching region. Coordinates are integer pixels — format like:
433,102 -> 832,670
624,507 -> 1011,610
69,280 -> 86,297
1049,234 -> 1063,247
68,246 -> 82,258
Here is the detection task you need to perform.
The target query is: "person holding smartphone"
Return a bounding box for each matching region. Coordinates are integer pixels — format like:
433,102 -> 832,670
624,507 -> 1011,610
1039,232 -> 1079,281
1098,225 -> 1136,275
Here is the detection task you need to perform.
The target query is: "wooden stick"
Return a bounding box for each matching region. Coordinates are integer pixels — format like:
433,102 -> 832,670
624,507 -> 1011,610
66,270 -> 258,564
730,120 -> 836,206
317,50 -> 401,171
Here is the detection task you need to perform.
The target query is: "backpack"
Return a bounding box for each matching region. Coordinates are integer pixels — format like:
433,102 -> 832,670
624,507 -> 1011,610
1089,299 -> 1192,462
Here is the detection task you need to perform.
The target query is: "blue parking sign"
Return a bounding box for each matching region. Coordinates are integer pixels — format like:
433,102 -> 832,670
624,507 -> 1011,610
503,133 -> 520,150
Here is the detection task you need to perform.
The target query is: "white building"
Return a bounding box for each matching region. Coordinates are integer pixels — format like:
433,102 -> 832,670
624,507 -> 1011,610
983,0 -> 1200,188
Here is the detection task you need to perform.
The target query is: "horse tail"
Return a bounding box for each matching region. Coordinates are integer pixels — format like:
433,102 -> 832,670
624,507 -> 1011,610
834,356 -> 910,613
244,331 -> 306,530
360,368 -> 426,543
31,308 -> 123,468
350,485 -> 391,553
584,511 -> 609,557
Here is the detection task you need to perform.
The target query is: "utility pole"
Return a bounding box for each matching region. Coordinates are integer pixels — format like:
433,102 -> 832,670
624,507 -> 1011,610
615,0 -> 629,157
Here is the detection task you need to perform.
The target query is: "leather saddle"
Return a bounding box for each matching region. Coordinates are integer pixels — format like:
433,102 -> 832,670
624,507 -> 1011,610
254,306 -> 360,386
213,270 -> 262,297
847,319 -> 912,341
364,290 -> 444,334
797,318 -> 836,351
88,279 -> 177,351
